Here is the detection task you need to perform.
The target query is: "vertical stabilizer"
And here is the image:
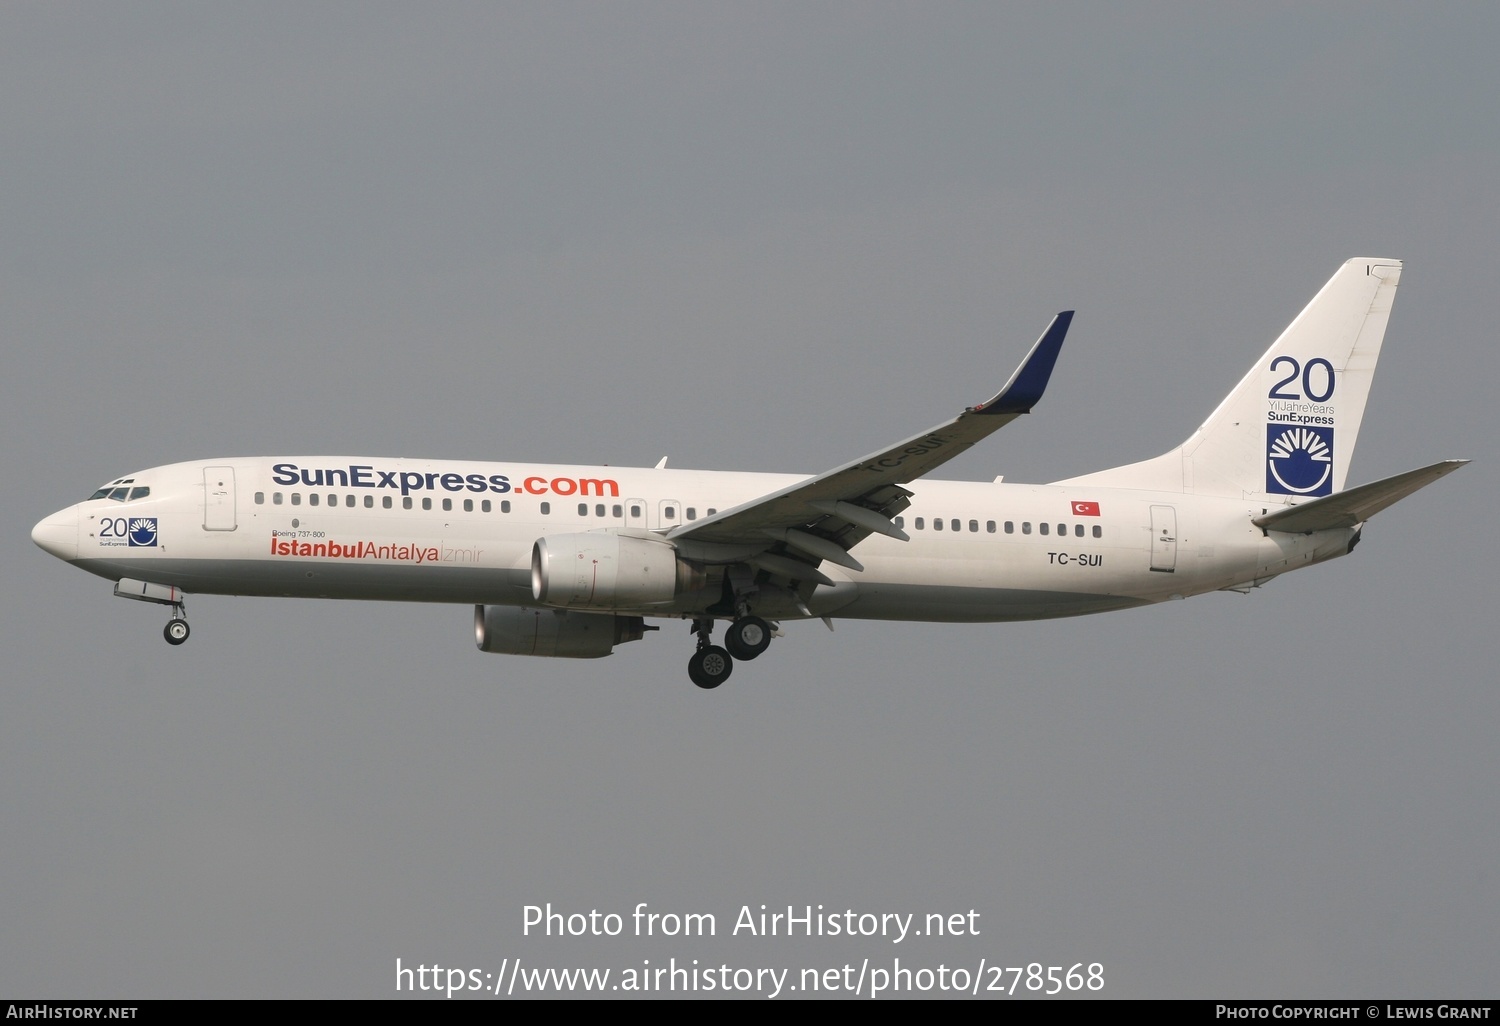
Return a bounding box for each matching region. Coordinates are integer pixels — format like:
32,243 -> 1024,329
1056,258 -> 1402,498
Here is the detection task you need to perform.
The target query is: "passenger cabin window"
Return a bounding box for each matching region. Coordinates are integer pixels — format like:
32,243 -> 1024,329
1004,521 -> 1013,533
1057,523 -> 1066,536
291,493 -> 302,506
403,497 -> 412,510
915,517 -> 925,530
255,492 -> 265,505
612,504 -> 622,517
969,520 -> 979,533
1074,524 -> 1084,537
894,516 -> 905,528
482,499 -> 492,513
1021,522 -> 1030,534
933,518 -> 943,531
273,492 -> 284,505
596,504 -> 606,517
951,519 -> 960,532
1039,522 -> 1048,535
464,498 -> 473,512
540,502 -> 550,515
365,495 -> 374,508
707,508 -> 717,516
577,503 -> 588,516
422,498 -> 433,511
347,495 -> 356,508
501,500 -> 511,513
986,521 -> 996,533
1092,525 -> 1102,538
309,494 -> 319,507
442,498 -> 452,511
687,507 -> 697,520
382,496 -> 392,509
663,506 -> 676,520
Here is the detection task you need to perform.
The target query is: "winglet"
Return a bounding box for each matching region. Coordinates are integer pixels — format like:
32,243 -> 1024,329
973,311 -> 1074,415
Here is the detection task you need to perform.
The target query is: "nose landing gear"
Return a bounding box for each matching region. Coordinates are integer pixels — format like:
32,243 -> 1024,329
162,596 -> 190,646
112,579 -> 191,646
164,615 -> 190,645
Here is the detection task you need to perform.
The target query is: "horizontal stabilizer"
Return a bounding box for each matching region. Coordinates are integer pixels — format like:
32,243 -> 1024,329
1253,459 -> 1469,533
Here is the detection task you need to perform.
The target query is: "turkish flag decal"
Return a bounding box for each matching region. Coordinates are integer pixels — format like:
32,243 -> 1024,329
1071,501 -> 1101,516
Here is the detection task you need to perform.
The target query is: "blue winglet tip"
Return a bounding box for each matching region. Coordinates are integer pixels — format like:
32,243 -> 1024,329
977,310 -> 1073,414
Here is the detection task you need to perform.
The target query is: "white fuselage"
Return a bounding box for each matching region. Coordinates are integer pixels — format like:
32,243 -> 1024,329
36,456 -> 1353,624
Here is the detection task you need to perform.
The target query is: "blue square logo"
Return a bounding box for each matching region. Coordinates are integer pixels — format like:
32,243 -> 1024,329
126,518 -> 159,547
1266,425 -> 1334,496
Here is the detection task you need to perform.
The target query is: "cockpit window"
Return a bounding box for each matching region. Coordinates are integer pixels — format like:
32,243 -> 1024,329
88,478 -> 141,502
129,486 -> 150,500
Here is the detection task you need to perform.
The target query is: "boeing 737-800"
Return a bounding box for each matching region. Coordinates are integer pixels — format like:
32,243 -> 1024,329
32,258 -> 1466,688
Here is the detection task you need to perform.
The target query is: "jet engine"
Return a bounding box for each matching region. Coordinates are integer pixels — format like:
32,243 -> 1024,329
531,532 -> 704,609
474,605 -> 646,659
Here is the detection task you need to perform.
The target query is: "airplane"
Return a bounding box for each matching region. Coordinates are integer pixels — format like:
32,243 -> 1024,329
32,257 -> 1467,689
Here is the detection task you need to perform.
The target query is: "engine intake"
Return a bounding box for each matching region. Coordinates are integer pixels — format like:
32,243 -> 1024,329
474,605 -> 645,659
531,532 -> 702,609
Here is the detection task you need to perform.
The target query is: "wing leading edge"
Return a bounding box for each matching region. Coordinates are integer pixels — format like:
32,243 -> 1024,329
668,313 -> 1073,578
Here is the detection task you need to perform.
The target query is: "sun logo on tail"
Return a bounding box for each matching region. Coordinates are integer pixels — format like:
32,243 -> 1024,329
1266,425 -> 1334,496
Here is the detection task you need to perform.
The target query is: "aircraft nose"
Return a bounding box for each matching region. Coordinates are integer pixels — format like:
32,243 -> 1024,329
32,506 -> 78,561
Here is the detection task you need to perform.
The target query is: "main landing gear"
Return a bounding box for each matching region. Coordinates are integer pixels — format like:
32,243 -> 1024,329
725,615 -> 772,661
686,615 -> 774,689
688,643 -> 732,689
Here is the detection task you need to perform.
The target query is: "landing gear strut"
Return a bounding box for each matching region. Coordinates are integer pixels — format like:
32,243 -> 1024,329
687,619 -> 733,689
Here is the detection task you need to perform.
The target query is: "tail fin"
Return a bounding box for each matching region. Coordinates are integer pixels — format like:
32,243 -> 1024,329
1058,258 -> 1402,498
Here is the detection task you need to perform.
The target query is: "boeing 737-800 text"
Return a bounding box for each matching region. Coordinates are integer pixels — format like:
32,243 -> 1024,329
32,258 -> 1466,688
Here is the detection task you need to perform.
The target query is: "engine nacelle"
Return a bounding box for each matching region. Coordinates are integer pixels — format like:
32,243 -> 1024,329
474,605 -> 646,659
531,532 -> 702,609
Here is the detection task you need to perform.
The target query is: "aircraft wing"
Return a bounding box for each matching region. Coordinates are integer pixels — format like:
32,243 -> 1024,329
1252,459 -> 1469,533
666,312 -> 1073,580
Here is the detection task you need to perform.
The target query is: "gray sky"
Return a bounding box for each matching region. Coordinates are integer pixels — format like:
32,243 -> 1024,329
3,2 -> 1495,998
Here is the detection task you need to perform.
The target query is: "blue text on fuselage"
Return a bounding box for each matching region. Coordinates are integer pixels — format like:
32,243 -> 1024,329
272,463 -> 511,497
